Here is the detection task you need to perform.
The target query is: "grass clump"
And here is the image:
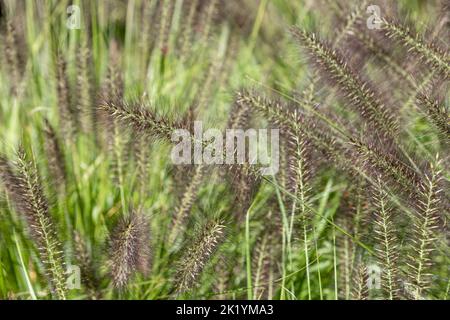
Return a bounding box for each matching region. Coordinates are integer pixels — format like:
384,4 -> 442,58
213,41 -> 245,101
0,0 -> 448,300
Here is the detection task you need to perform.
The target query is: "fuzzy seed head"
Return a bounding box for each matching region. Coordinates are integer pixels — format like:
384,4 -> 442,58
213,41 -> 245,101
109,212 -> 151,289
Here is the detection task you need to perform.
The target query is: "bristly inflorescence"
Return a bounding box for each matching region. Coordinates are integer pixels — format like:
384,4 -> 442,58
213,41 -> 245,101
225,96 -> 261,218
99,97 -> 187,143
179,0 -> 200,61
175,219 -> 225,294
251,208 -> 281,300
281,105 -> 314,288
284,110 -> 313,220
74,232 -> 102,299
252,231 -> 273,299
100,40 -> 127,186
43,118 -> 67,195
76,41 -> 97,136
382,19 -> 450,80
0,149 -> 67,299
349,138 -> 421,197
372,177 -> 401,300
3,18 -> 24,96
168,164 -> 205,246
406,155 -> 444,299
351,260 -> 369,300
108,211 -> 151,289
336,190 -> 357,300
416,92 -> 450,143
55,54 -> 76,144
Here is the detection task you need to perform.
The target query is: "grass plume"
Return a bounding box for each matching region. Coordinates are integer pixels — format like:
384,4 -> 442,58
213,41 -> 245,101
55,54 -> 76,144
416,92 -> 450,142
382,19 -> 450,79
351,260 -> 369,300
168,164 -> 205,246
372,177 -> 401,300
3,18 -> 23,96
99,97 -> 186,143
43,118 -> 67,195
0,149 -> 67,299
108,211 -> 151,289
73,232 -> 101,299
406,155 -> 444,299
175,219 -> 225,294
